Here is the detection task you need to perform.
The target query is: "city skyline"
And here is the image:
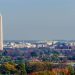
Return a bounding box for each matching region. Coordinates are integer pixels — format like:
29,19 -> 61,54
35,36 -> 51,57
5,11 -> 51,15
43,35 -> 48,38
0,0 -> 75,40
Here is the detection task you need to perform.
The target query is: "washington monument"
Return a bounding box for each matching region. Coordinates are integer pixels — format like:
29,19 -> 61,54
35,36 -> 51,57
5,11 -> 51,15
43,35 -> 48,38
0,15 -> 3,50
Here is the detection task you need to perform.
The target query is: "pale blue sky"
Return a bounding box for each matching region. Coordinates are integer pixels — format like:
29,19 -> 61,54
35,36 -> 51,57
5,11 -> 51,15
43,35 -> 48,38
0,0 -> 75,40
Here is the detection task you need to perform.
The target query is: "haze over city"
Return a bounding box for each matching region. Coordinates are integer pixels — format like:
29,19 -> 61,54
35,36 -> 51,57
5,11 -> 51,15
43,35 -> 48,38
0,0 -> 75,40
0,1 -> 75,75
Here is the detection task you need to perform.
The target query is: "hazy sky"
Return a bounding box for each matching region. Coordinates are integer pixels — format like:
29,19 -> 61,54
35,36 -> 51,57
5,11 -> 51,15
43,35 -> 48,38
0,0 -> 75,40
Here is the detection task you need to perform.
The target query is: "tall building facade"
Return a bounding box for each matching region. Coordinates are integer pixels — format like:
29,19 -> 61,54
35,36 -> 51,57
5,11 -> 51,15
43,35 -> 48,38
0,15 -> 3,50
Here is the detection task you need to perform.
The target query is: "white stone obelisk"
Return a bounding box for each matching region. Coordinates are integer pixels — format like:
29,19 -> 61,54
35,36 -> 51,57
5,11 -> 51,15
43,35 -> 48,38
0,15 -> 3,50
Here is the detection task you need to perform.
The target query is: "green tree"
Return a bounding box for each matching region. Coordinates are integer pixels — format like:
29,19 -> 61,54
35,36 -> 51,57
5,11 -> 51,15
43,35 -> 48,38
16,63 -> 27,75
31,52 -> 37,57
2,62 -> 16,75
68,65 -> 75,75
